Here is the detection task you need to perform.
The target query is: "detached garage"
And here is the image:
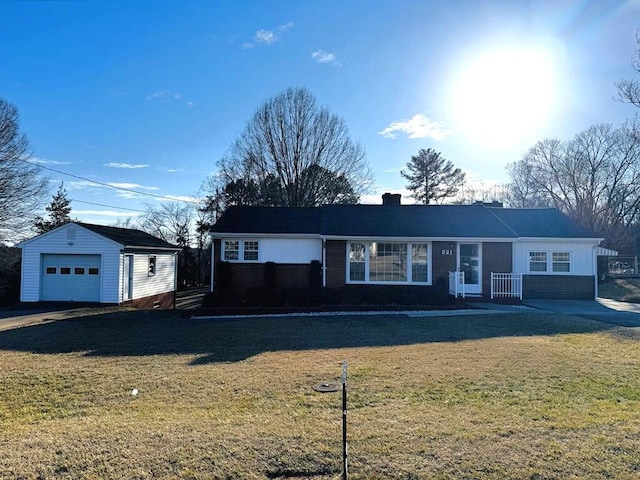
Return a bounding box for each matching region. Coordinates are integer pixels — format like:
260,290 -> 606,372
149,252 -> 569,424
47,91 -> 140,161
18,222 -> 181,308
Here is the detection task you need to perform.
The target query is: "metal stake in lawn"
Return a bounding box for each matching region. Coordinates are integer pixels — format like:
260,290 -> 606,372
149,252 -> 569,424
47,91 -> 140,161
342,360 -> 348,480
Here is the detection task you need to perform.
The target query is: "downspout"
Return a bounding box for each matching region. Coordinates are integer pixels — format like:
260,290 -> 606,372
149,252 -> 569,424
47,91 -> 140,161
322,237 -> 327,288
210,236 -> 215,292
593,245 -> 598,300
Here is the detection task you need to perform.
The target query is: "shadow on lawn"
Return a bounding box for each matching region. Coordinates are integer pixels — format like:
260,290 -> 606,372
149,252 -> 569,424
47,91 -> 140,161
0,310 -> 615,364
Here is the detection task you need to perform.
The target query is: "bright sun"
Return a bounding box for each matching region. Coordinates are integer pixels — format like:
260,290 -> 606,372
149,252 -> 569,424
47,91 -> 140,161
450,47 -> 556,148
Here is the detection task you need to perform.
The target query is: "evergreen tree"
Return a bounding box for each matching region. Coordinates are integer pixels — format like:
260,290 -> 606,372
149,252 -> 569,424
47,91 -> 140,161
401,148 -> 466,204
33,182 -> 72,233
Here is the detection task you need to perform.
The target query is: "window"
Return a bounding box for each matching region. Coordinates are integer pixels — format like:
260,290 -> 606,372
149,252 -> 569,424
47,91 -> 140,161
411,243 -> 428,283
46,267 -> 56,274
370,243 -> 407,282
88,268 -> 99,275
244,241 -> 259,261
223,241 -> 239,261
349,242 -> 366,281
60,267 -> 71,275
148,256 -> 157,276
347,242 -> 429,284
529,252 -> 547,272
223,240 -> 259,262
552,252 -> 571,272
74,267 -> 85,275
529,250 -> 572,273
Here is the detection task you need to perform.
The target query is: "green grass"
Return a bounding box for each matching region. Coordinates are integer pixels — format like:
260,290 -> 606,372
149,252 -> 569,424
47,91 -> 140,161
1,310 -> 640,479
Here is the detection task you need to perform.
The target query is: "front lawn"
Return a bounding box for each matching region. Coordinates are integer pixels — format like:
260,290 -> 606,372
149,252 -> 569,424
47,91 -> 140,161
1,310 -> 639,479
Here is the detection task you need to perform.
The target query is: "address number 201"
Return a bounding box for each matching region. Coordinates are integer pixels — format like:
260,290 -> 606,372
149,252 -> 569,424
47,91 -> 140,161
440,249 -> 454,256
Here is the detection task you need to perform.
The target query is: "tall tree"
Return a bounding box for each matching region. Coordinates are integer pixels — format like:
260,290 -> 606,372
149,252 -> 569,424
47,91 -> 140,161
205,87 -> 371,210
616,31 -> 640,109
33,182 -> 72,234
505,122 -> 640,250
0,98 -> 48,243
401,148 -> 466,204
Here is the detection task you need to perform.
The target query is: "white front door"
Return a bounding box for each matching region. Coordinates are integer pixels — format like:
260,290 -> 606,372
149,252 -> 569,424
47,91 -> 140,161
459,243 -> 482,295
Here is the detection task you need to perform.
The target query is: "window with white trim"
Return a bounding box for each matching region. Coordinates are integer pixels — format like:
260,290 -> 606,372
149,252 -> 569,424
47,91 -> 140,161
223,240 -> 260,262
529,251 -> 547,272
528,250 -> 571,273
148,255 -> 157,276
552,252 -> 571,272
347,242 -> 430,284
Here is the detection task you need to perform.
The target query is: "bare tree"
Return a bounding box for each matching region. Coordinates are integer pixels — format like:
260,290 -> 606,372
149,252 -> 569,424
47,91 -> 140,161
616,31 -> 640,109
138,202 -> 193,247
505,122 -> 640,250
205,87 -> 371,210
401,148 -> 466,204
0,98 -> 47,243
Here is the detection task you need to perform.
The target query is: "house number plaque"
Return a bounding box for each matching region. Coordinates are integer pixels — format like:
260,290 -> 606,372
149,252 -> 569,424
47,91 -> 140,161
440,249 -> 454,255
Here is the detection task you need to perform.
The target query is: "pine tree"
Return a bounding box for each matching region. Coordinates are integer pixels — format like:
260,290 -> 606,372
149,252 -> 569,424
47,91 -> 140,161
401,148 -> 466,204
33,182 -> 72,233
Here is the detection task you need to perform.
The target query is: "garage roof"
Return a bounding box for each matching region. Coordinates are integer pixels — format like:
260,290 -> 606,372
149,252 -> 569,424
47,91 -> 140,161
79,223 -> 180,249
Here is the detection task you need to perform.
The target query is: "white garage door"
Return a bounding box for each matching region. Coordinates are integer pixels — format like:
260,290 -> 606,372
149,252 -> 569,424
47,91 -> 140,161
41,254 -> 101,302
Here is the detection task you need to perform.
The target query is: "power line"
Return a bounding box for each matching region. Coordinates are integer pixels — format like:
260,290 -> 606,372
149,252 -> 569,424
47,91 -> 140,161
70,199 -> 147,213
22,159 -> 201,204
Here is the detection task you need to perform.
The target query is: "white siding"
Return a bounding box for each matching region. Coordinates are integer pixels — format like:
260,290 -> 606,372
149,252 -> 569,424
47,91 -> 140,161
127,252 -> 177,301
20,224 -> 121,303
513,240 -> 598,275
259,238 -> 322,264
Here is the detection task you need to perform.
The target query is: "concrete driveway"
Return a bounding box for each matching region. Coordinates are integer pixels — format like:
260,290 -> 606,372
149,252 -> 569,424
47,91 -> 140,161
524,298 -> 640,327
0,304 -> 104,331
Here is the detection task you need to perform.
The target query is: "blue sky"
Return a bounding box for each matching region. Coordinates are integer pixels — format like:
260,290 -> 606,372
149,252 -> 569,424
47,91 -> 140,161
2,0 -> 640,224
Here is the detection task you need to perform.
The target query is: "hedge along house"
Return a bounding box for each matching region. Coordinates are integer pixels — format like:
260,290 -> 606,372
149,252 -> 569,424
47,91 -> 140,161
210,194 -> 603,301
18,222 -> 181,308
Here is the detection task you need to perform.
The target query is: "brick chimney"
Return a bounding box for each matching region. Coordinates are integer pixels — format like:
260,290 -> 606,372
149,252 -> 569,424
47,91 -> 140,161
382,193 -> 401,206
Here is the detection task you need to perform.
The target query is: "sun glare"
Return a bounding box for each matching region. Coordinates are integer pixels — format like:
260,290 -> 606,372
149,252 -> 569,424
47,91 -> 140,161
450,47 -> 556,148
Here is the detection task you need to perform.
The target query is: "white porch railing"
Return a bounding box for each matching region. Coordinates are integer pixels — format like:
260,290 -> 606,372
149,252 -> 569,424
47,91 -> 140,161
448,271 -> 465,298
491,273 -> 523,300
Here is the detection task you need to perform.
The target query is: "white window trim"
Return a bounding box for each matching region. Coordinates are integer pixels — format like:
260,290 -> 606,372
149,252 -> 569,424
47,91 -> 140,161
527,250 -> 572,274
148,255 -> 157,277
222,239 -> 261,263
346,241 -> 432,285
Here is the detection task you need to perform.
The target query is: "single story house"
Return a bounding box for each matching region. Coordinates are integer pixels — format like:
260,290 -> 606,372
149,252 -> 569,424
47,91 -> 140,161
209,194 -> 604,300
18,222 -> 181,308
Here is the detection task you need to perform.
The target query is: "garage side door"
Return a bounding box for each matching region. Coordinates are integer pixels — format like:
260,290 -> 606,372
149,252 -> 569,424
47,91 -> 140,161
41,254 -> 102,302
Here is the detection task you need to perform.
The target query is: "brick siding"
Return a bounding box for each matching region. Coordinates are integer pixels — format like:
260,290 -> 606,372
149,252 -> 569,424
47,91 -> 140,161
325,240 -> 346,288
432,241 -> 457,289
482,242 -> 513,296
523,275 -> 595,300
123,290 -> 175,309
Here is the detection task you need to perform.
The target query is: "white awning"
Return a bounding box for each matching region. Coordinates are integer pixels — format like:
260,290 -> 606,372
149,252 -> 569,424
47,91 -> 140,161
596,247 -> 618,256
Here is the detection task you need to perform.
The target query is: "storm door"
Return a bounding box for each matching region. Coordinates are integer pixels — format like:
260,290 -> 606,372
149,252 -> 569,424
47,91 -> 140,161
458,243 -> 482,295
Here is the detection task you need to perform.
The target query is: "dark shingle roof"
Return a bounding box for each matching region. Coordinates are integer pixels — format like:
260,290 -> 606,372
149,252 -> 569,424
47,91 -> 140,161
78,223 -> 180,249
211,207 -> 320,234
210,204 -> 599,239
486,208 -> 596,238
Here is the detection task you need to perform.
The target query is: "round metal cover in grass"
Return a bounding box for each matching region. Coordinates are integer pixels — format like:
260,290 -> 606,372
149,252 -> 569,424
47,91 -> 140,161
313,382 -> 340,392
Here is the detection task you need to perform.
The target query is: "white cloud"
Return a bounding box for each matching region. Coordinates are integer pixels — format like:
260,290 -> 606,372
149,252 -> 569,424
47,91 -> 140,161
31,157 -> 72,165
311,49 -> 341,66
244,22 -> 293,48
77,142 -> 97,149
165,168 -> 184,173
378,114 -> 452,140
255,29 -> 276,44
107,182 -> 160,191
146,90 -> 183,102
104,162 -> 150,169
